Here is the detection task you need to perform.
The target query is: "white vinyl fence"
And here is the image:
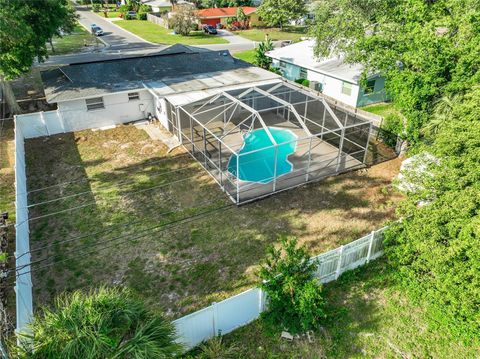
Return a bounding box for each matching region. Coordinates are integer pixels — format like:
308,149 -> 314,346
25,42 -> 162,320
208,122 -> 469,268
13,110 -> 149,334
172,227 -> 387,350
14,123 -> 33,335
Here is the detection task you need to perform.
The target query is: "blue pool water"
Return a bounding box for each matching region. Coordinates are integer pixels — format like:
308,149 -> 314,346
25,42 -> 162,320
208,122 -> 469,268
228,127 -> 297,183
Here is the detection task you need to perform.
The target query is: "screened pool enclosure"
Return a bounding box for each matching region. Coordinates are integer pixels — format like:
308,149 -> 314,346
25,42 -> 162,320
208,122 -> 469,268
173,82 -> 373,204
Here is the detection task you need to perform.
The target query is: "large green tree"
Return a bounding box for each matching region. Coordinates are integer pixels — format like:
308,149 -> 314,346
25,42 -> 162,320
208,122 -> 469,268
384,86 -> 480,341
0,0 -> 78,79
16,287 -> 182,358
257,0 -> 307,29
311,0 -> 480,142
0,0 -> 78,114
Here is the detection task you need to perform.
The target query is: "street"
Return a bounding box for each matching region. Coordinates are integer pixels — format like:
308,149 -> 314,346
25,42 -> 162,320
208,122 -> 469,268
40,5 -> 258,66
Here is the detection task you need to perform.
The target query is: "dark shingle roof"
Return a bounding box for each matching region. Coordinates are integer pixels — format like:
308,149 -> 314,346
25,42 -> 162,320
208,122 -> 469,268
41,45 -> 266,103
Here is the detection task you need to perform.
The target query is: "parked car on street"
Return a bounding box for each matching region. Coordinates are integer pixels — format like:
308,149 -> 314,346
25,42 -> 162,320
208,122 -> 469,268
125,10 -> 137,19
202,25 -> 218,35
90,24 -> 104,36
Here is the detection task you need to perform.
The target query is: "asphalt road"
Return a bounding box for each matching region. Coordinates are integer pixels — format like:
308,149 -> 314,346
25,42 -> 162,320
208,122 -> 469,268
76,6 -> 156,49
40,6 -> 259,66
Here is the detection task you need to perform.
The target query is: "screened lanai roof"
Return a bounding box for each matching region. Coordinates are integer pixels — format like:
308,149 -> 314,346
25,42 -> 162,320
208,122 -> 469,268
179,81 -> 367,152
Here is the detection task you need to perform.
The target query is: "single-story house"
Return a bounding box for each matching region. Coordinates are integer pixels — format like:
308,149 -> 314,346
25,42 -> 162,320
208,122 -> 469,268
196,7 -> 263,27
141,0 -> 192,13
266,40 -> 388,108
39,44 -> 280,135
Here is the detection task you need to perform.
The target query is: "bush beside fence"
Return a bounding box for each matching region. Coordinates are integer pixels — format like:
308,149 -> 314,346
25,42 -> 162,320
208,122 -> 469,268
172,227 -> 387,350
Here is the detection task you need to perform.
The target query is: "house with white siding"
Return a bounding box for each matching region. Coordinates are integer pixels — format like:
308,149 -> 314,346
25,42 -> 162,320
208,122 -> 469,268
39,45 -> 280,135
266,40 -> 388,108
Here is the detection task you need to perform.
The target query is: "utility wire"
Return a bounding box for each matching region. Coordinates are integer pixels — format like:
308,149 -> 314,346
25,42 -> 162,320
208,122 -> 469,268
7,202 -> 236,283
14,172 -> 204,227
16,194 -> 226,261
14,198 -> 227,272
25,163 -> 197,208
25,152 -> 191,195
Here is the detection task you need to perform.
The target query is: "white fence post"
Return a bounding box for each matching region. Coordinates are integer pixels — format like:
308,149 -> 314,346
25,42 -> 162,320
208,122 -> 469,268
335,245 -> 344,279
212,302 -> 219,337
366,230 -> 375,263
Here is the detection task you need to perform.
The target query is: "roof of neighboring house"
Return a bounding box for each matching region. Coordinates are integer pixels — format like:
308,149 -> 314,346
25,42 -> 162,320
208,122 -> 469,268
141,0 -> 192,7
41,44 -> 280,103
196,7 -> 257,19
266,40 -> 365,84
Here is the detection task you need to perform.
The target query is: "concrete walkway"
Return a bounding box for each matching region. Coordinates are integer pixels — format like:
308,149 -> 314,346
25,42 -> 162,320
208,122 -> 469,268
135,122 -> 181,152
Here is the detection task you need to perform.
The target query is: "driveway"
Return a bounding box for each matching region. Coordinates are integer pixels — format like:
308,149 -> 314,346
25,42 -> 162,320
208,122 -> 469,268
76,6 -> 156,49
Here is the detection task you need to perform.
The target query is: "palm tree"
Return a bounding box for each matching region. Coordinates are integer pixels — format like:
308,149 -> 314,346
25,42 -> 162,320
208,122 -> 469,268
254,37 -> 275,70
422,94 -> 462,137
17,287 -> 182,358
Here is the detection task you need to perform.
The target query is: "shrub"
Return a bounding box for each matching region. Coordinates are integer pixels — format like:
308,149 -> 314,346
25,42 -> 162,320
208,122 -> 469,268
92,3 -> 101,12
295,78 -> 310,87
16,287 -> 182,358
259,236 -> 326,333
170,6 -> 198,36
254,38 -> 274,69
379,113 -> 403,147
138,4 -> 151,20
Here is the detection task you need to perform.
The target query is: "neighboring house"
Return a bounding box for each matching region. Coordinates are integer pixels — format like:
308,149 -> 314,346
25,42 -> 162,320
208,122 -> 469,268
39,45 -> 280,134
196,7 -> 263,28
266,40 -> 388,108
141,0 -> 192,12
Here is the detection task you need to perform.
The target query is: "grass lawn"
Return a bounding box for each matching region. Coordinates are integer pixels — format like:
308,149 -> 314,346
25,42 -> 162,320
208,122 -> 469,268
233,26 -> 307,42
0,119 -> 15,221
0,119 -> 17,324
219,260 -> 478,358
232,49 -> 256,64
360,102 -> 400,118
113,20 -> 229,45
49,24 -> 101,55
95,11 -> 122,18
26,125 -> 402,319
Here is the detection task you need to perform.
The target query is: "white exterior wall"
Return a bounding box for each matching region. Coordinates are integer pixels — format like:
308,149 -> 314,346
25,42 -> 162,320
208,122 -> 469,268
57,90 -> 155,132
271,59 -> 361,108
305,69 -> 360,108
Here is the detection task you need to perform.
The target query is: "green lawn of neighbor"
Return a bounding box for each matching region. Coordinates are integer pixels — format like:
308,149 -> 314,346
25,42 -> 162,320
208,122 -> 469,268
233,49 -> 256,64
217,260 -> 478,359
360,102 -> 400,118
113,20 -> 228,45
48,24 -> 101,55
233,26 -> 307,42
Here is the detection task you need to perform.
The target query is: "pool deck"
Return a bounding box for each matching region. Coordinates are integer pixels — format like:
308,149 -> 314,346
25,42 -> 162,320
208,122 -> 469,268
191,113 -> 364,203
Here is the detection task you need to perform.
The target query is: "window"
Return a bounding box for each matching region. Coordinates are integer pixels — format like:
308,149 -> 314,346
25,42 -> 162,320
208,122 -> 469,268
86,97 -> 104,111
279,60 -> 287,68
128,92 -> 140,101
364,79 -> 376,94
341,82 -> 352,96
299,67 -> 308,79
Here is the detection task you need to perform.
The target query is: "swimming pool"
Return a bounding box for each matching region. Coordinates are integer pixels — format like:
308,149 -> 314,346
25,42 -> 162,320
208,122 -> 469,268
228,127 -> 297,183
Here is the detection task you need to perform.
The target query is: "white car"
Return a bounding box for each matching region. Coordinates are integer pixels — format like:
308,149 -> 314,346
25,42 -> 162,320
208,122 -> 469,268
91,25 -> 104,36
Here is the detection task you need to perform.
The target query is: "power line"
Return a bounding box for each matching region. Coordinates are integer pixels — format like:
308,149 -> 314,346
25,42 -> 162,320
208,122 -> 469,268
16,194 -> 226,261
15,172 -> 204,227
25,152 -> 191,195
25,163 -> 197,209
7,202 -> 236,284
14,198 -> 228,273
